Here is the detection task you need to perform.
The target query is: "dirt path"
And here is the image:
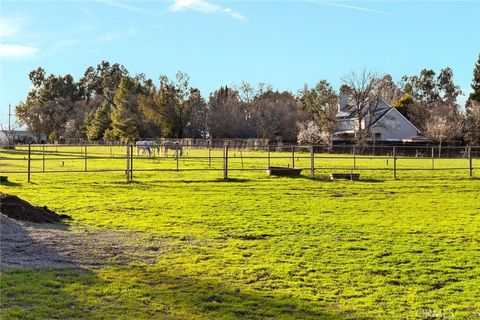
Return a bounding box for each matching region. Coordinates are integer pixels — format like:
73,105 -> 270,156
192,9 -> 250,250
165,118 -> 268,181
1,214 -> 165,270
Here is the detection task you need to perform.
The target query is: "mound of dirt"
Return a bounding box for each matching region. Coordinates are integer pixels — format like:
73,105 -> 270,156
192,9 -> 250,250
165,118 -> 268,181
0,193 -> 70,223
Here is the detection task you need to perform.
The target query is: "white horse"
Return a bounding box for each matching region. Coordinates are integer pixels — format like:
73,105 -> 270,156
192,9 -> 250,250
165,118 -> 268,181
161,141 -> 183,157
136,140 -> 159,157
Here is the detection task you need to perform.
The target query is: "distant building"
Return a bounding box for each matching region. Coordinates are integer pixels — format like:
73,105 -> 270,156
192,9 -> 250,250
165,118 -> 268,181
0,130 -> 46,145
333,95 -> 426,143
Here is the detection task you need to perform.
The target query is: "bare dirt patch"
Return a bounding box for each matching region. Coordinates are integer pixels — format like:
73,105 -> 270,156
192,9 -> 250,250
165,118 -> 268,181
0,193 -> 70,223
0,193 -> 166,269
0,214 -> 166,270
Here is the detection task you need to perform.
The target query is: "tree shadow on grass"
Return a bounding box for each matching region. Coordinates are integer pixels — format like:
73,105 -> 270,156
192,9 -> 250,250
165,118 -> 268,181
312,175 -> 384,183
1,265 -> 344,320
351,178 -> 385,183
1,215 -> 73,270
214,177 -> 252,183
0,267 -> 98,320
394,176 -> 480,182
140,271 -> 343,320
0,216 -> 344,319
0,180 -> 22,187
263,174 -> 314,182
109,176 -> 254,185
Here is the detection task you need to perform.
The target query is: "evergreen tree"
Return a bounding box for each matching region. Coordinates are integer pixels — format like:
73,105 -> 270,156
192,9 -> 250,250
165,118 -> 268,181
86,101 -> 112,141
183,89 -> 208,138
111,77 -> 143,142
400,68 -> 463,133
465,54 -> 480,145
467,54 -> 480,106
298,80 -> 338,143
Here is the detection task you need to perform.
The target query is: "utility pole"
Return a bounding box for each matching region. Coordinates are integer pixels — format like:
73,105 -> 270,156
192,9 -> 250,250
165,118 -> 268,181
8,103 -> 11,131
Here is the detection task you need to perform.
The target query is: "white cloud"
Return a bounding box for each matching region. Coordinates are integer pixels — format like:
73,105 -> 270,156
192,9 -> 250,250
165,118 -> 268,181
310,0 -> 389,15
170,0 -> 246,21
97,1 -> 164,17
100,1 -> 149,15
0,21 -> 18,39
43,38 -> 80,56
171,0 -> 220,13
0,15 -> 38,59
94,26 -> 138,43
0,16 -> 29,39
0,44 -> 38,59
95,31 -> 122,43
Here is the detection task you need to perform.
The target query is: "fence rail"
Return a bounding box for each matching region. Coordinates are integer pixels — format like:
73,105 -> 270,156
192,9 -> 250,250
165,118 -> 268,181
0,144 -> 479,182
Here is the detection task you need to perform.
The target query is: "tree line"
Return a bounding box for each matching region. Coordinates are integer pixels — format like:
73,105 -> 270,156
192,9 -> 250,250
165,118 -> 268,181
13,55 -> 480,146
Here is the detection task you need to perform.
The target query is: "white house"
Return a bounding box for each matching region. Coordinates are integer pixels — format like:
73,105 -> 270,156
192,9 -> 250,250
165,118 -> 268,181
333,95 -> 423,143
0,130 -> 44,145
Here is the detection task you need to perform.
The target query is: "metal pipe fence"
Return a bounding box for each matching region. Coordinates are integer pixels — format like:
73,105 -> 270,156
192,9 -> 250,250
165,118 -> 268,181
0,144 -> 478,182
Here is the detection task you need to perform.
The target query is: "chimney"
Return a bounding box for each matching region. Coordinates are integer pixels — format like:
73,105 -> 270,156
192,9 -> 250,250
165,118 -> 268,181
339,93 -> 348,112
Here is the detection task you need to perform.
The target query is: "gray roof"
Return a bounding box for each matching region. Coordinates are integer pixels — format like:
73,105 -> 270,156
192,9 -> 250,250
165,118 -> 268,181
337,98 -> 392,126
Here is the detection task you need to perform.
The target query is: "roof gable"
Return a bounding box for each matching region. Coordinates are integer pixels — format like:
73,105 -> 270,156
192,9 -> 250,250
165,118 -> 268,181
372,106 -> 420,133
337,97 -> 392,122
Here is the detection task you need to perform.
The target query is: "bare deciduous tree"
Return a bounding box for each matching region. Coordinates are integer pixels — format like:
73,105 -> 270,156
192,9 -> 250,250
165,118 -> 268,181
465,101 -> 480,145
423,101 -> 464,152
0,122 -> 18,145
378,74 -> 402,105
341,69 -> 387,148
297,120 -> 329,145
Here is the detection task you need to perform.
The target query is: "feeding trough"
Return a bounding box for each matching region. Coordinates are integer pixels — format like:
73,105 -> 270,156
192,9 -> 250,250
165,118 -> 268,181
267,166 -> 302,177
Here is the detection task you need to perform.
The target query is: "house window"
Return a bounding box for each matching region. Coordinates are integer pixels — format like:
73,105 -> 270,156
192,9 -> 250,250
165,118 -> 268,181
374,133 -> 381,140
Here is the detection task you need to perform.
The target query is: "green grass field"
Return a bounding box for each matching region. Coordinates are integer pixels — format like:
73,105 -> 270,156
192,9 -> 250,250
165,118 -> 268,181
1,146 -> 479,319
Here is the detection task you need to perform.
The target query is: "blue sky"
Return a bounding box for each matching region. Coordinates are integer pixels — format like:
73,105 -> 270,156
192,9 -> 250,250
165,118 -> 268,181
1,0 -> 479,125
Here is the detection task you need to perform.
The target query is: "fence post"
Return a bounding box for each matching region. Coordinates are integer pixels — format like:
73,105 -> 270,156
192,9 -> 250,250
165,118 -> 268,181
42,145 -> 45,173
353,146 -> 356,169
130,144 -> 134,181
310,145 -> 315,178
393,146 -> 397,180
224,145 -> 229,179
84,145 -> 88,172
468,146 -> 473,177
126,145 -> 130,181
175,143 -> 179,171
240,150 -> 244,170
292,146 -> 295,168
27,143 -> 31,183
267,145 -> 271,168
208,141 -> 211,167
431,147 -> 435,169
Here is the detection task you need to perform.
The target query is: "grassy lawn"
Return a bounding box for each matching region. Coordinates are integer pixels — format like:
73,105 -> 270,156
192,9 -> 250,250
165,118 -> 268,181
1,147 -> 480,319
